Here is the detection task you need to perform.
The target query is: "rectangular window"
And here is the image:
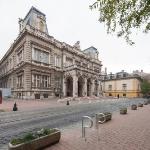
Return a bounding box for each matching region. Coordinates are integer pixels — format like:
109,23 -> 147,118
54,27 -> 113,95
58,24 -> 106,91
123,74 -> 127,77
122,84 -> 127,90
138,84 -> 140,90
54,55 -> 61,67
32,74 -> 50,88
32,48 -> 49,64
45,76 -> 48,88
66,57 -> 73,67
17,50 -> 23,64
116,74 -> 121,78
108,85 -> 112,91
33,74 -> 36,87
37,75 -> 40,87
42,76 -> 44,87
17,75 -> 23,88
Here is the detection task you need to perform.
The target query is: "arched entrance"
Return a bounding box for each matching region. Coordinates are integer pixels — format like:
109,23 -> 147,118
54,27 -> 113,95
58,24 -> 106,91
66,76 -> 73,96
78,76 -> 84,97
87,78 -> 92,96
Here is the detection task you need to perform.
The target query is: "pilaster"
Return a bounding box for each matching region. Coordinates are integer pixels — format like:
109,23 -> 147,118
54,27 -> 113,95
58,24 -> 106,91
83,78 -> 87,96
97,81 -> 100,96
63,77 -> 66,97
91,80 -> 95,96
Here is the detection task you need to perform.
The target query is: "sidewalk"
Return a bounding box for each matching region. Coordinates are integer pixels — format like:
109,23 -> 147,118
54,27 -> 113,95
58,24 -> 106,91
45,105 -> 150,150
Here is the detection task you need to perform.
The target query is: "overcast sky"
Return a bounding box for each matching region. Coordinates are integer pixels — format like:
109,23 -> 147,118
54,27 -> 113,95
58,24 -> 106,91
0,0 -> 150,73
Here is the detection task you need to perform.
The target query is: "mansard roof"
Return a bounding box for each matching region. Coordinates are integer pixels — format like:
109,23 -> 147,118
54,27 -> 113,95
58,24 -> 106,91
0,7 -> 102,65
24,6 -> 45,21
83,46 -> 98,52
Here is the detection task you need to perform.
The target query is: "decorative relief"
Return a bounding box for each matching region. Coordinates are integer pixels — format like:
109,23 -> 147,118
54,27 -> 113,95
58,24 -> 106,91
82,73 -> 88,79
76,70 -> 82,77
64,72 -> 72,79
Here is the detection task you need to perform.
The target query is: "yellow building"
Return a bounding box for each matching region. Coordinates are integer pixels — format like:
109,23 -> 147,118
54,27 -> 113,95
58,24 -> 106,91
102,71 -> 142,98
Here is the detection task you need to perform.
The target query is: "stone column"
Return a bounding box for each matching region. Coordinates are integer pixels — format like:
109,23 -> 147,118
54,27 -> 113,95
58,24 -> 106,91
63,55 -> 66,66
91,80 -> 95,96
83,78 -> 87,97
63,78 -> 66,97
97,81 -> 100,97
73,76 -> 78,97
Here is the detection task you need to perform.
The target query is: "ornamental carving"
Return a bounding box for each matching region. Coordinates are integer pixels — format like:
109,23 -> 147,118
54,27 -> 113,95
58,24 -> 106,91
64,73 -> 72,79
82,73 -> 88,78
76,70 -> 82,77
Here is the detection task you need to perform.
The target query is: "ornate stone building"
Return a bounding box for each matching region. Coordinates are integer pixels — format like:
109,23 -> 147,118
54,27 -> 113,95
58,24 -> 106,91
0,7 -> 102,99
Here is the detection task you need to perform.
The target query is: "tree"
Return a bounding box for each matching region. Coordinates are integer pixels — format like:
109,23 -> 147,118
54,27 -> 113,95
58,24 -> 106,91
141,79 -> 150,96
90,0 -> 150,45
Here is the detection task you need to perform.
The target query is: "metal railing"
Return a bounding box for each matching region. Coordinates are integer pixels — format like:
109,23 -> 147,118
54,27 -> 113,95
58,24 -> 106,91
82,113 -> 112,141
82,116 -> 93,140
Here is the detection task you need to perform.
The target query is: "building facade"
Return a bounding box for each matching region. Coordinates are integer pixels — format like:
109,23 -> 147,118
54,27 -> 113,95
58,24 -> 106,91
102,71 -> 142,98
0,7 -> 102,99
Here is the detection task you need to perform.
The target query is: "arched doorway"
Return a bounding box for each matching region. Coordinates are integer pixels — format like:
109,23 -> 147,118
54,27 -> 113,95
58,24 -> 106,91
87,78 -> 92,96
66,76 -> 73,96
78,76 -> 84,97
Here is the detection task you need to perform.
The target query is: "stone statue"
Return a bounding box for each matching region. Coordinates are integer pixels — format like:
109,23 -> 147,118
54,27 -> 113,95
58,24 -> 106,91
73,41 -> 80,49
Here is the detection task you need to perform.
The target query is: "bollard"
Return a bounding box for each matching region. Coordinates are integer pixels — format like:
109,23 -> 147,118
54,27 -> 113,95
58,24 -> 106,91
66,100 -> 69,105
13,102 -> 18,111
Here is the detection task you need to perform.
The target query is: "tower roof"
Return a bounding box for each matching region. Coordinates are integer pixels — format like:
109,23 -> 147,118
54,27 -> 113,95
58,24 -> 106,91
24,6 -> 45,21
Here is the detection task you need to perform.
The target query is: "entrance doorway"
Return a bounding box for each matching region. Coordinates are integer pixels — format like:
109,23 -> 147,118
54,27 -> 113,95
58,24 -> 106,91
78,76 -> 84,97
66,76 -> 73,97
87,78 -> 92,96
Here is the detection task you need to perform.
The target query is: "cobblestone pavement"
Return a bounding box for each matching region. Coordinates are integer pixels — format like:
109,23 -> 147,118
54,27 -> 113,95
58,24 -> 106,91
0,98 -> 147,149
45,105 -> 150,150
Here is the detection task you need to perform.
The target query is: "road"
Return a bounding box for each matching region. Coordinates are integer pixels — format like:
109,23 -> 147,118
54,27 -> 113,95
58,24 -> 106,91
0,98 -> 146,148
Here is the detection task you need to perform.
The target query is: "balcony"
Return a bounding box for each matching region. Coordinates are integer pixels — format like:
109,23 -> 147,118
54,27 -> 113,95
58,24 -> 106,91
64,64 -> 100,74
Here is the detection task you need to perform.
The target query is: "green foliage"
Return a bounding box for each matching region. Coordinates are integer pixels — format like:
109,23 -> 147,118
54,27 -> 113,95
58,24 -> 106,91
90,0 -> 150,45
11,128 -> 57,146
141,79 -> 150,95
120,107 -> 127,114
11,138 -> 24,145
23,133 -> 36,142
120,107 -> 127,111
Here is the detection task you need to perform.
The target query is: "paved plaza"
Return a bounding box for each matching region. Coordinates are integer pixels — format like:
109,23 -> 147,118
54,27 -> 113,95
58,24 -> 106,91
0,98 -> 149,150
45,104 -> 150,150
